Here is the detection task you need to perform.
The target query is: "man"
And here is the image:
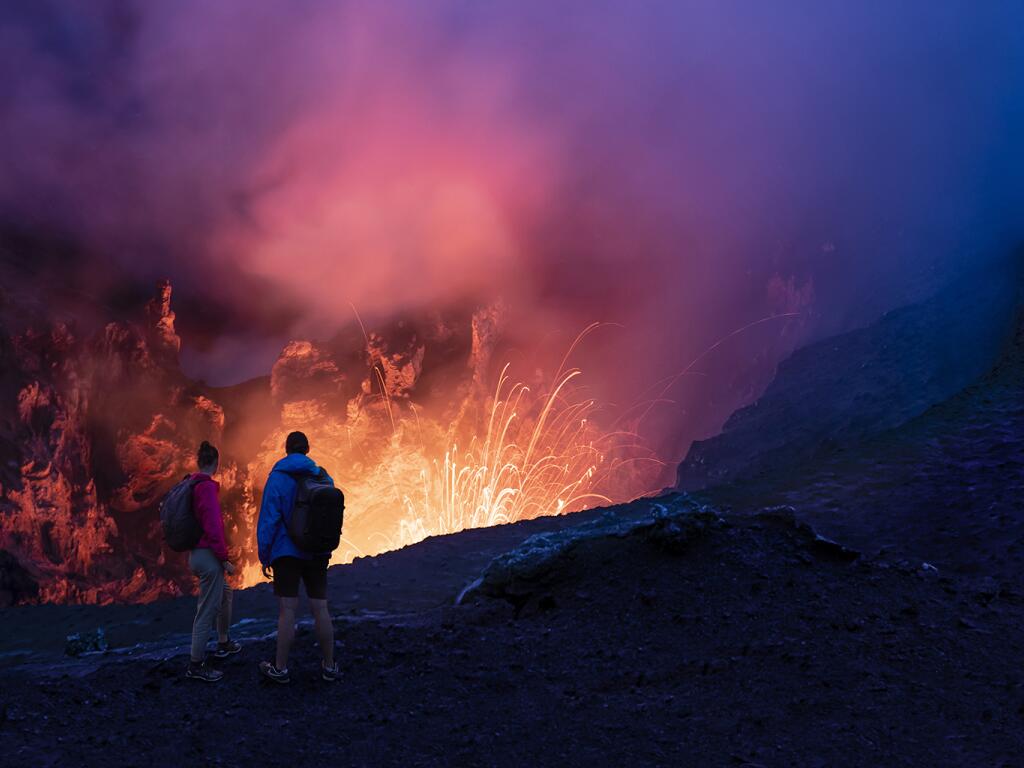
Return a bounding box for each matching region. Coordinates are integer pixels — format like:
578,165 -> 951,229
256,431 -> 339,683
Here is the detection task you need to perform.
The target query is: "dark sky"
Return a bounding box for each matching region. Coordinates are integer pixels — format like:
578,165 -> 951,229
2,1 -> 1023,449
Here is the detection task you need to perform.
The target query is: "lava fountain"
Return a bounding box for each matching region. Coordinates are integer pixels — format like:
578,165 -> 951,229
358,363 -> 658,553
237,320 -> 663,588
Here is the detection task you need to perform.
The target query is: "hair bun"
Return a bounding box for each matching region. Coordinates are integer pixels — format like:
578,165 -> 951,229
196,440 -> 219,468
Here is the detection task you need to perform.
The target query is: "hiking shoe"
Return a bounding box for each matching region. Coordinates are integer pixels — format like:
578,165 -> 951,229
186,661 -> 224,682
259,661 -> 290,684
321,661 -> 340,682
212,639 -> 242,659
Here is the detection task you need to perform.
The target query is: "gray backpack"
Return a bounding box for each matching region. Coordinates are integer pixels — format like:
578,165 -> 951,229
159,475 -> 204,552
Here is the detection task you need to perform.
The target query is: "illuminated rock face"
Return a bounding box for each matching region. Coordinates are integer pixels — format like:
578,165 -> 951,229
0,282 -> 494,604
144,279 -> 182,365
0,281 -> 235,605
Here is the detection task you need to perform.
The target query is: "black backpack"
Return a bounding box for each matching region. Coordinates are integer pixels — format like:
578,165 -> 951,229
159,474 -> 204,552
282,468 -> 344,553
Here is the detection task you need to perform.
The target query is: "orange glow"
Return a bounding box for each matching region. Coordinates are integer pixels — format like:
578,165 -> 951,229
238,332 -> 661,588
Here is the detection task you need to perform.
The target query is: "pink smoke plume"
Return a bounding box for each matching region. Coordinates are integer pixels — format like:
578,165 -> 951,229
1,1 -> 1023,454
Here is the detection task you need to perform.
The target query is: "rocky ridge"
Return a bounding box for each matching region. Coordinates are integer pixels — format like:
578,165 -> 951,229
677,261 -> 1020,490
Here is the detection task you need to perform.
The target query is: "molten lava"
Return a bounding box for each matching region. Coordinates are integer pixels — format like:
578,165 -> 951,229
238,338 -> 661,588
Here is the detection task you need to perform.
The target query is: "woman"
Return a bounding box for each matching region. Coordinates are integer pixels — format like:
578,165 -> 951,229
186,440 -> 241,682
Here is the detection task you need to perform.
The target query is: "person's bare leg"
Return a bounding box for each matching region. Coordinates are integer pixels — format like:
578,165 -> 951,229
310,598 -> 334,667
276,597 -> 298,670
217,582 -> 233,643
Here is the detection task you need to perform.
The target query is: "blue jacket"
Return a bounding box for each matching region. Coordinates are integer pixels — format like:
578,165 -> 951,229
257,453 -> 334,565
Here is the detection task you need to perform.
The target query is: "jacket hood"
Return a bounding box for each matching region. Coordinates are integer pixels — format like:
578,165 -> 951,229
271,453 -> 320,475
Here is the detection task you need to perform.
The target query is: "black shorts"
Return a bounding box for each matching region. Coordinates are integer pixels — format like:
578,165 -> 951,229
271,556 -> 330,599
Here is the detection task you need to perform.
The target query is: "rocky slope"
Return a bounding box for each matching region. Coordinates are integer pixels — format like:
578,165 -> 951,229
2,261 -> 1023,766
677,259 -> 1021,490
1,496 -> 1022,767
705,298 -> 1024,583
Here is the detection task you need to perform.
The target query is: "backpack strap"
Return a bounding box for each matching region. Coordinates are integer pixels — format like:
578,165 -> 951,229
272,469 -> 328,482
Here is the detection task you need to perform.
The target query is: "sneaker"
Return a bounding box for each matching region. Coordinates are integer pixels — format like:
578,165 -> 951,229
186,660 -> 224,682
212,639 -> 242,659
259,661 -> 290,684
321,661 -> 340,682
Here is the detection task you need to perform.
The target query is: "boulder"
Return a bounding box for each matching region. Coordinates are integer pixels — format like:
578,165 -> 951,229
460,496 -> 724,606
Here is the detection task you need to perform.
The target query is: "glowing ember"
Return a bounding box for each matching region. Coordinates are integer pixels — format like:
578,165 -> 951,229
367,364 -> 654,552
238,334 -> 661,587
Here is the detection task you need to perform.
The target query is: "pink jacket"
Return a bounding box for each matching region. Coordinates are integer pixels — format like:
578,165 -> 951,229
191,473 -> 229,562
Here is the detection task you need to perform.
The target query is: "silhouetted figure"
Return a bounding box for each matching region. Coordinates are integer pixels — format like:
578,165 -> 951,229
256,431 -> 340,684
186,441 -> 240,682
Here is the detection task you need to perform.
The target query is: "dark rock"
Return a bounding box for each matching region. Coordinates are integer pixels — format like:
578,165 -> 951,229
754,506 -> 860,563
0,549 -> 39,606
677,267 -> 1019,490
64,628 -> 108,657
460,496 -> 724,606
646,501 -> 724,554
143,279 -> 181,367
807,536 -> 860,564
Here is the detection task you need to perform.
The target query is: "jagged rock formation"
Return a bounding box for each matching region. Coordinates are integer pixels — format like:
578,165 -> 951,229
144,279 -> 181,366
0,281 -> 238,604
270,340 -> 351,406
0,277 -> 510,604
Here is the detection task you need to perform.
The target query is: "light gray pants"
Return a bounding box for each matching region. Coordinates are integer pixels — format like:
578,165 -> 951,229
189,548 -> 232,662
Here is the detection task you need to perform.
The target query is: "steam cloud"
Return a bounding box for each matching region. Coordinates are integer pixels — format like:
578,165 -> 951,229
2,1 -> 1024,454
